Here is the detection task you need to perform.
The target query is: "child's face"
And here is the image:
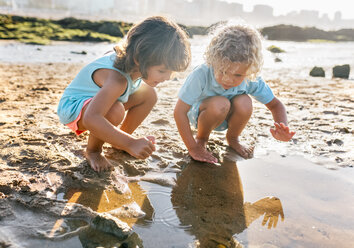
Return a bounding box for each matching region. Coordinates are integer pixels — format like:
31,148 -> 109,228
214,62 -> 249,89
143,64 -> 173,87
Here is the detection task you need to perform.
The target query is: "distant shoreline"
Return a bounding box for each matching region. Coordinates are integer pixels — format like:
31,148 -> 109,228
1,14 -> 354,45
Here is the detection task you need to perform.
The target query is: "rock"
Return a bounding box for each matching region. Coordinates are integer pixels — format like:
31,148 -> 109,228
326,139 -> 344,146
333,139 -> 344,146
332,64 -> 350,79
91,213 -> 132,240
335,157 -> 343,163
339,127 -> 350,133
309,67 -> 325,77
70,50 -> 87,55
275,57 -> 282,62
267,45 -> 285,53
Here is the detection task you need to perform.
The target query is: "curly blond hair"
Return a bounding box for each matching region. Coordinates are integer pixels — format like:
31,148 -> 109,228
205,22 -> 263,80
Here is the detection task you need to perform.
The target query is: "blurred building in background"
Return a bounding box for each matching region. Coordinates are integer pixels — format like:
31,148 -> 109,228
0,0 -> 353,29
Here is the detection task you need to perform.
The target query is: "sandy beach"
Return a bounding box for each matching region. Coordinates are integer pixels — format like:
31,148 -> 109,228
0,40 -> 353,247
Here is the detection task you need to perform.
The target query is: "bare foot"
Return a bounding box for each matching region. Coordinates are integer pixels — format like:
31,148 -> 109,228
227,138 -> 254,159
192,137 -> 218,164
85,150 -> 114,172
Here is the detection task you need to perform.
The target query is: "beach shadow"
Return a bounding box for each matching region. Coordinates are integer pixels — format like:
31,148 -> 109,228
171,157 -> 284,248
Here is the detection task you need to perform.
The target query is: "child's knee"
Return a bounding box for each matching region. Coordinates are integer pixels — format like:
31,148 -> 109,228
204,96 -> 231,117
106,101 -> 125,125
232,94 -> 253,115
140,84 -> 158,106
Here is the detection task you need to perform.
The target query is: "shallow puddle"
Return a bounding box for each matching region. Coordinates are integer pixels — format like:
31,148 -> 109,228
1,152 -> 354,247
132,153 -> 354,248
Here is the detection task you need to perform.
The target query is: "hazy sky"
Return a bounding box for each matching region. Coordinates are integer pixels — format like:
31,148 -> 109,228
225,0 -> 354,19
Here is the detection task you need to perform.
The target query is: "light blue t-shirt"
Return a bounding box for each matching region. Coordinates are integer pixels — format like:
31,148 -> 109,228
178,64 -> 274,131
57,53 -> 142,124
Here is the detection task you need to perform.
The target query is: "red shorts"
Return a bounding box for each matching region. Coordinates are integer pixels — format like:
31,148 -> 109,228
66,98 -> 92,135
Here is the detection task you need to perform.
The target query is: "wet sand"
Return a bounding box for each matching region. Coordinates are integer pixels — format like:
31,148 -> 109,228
0,58 -> 353,247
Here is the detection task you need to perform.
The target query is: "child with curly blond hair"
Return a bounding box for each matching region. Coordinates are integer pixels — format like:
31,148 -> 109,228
174,23 -> 295,163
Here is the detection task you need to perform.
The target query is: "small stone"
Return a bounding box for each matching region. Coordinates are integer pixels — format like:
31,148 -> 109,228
267,45 -> 285,53
70,50 -> 87,55
335,157 -> 343,163
309,67 -> 325,77
339,127 -> 350,133
333,139 -> 343,146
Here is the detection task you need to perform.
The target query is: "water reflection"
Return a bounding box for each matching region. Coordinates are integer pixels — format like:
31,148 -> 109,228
64,182 -> 153,226
171,158 -> 284,248
47,182 -> 154,247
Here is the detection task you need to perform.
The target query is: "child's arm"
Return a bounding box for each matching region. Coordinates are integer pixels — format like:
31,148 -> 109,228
82,70 -> 155,159
174,99 -> 218,163
265,97 -> 295,142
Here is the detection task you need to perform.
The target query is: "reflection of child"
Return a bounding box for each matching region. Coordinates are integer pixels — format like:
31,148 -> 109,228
57,16 -> 191,172
174,23 -> 295,163
171,159 -> 284,248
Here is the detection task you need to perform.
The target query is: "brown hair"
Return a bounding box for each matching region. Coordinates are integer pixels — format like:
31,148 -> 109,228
114,16 -> 191,78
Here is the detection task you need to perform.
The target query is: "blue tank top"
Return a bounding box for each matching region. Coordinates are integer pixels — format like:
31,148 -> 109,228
57,53 -> 142,124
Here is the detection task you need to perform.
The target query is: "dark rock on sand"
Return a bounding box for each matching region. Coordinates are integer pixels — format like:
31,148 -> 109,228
326,139 -> 344,146
333,64 -> 350,79
70,50 -> 87,55
310,66 -> 325,77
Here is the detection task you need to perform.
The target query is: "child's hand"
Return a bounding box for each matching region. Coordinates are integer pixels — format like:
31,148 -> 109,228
128,136 -> 156,159
189,145 -> 218,164
270,122 -> 295,142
